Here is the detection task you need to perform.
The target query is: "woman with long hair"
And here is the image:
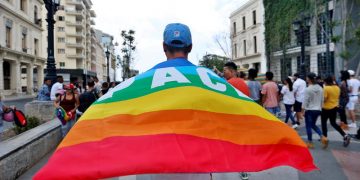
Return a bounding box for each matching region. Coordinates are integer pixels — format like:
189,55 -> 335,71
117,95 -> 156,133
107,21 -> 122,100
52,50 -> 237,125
321,75 -> 350,147
339,71 -> 350,130
54,84 -> 80,137
281,78 -> 297,128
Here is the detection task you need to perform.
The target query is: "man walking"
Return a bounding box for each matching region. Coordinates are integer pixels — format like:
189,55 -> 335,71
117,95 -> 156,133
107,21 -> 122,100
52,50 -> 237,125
346,70 -> 360,128
78,81 -> 99,115
293,73 -> 307,125
302,73 -> 328,149
38,77 -> 52,101
223,62 -> 250,96
50,76 -> 64,101
261,72 -> 279,115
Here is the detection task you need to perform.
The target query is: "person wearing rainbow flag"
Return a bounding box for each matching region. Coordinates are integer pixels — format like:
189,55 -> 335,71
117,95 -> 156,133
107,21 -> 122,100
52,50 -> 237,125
34,23 -> 317,180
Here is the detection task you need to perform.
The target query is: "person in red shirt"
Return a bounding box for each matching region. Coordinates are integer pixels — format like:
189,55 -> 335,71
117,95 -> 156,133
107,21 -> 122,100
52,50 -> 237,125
223,62 -> 250,96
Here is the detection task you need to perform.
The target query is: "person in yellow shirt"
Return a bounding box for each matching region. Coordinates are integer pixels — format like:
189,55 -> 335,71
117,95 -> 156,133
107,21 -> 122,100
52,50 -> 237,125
321,75 -> 350,147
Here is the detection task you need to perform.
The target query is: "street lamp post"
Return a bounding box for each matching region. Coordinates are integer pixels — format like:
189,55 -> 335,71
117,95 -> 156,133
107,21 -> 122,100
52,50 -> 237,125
105,47 -> 110,83
44,0 -> 61,86
293,14 -> 312,79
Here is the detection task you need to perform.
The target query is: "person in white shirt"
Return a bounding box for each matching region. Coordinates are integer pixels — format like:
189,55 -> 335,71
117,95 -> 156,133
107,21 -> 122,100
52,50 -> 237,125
281,78 -> 297,129
292,73 -> 307,125
50,76 -> 64,101
346,70 -> 360,128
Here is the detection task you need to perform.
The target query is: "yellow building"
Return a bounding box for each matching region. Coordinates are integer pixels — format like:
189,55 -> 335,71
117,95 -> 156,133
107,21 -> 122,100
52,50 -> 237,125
50,0 -> 96,84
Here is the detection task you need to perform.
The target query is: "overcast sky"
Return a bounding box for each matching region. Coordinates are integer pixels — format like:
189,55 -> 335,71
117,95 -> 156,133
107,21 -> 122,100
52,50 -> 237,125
92,0 -> 249,77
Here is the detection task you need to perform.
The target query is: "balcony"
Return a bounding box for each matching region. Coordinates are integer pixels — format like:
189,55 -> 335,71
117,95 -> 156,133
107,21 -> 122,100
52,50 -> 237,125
66,32 -> 85,37
66,0 -> 83,6
65,10 -> 84,17
90,10 -> 96,17
66,42 -> 84,48
66,54 -> 85,59
65,21 -> 84,27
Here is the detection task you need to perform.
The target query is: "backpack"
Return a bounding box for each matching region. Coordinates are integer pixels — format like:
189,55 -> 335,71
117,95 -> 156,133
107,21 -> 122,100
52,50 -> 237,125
3,109 -> 14,122
14,109 -> 27,127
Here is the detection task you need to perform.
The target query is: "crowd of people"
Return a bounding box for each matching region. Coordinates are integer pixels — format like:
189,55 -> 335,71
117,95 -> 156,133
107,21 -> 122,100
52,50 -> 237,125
36,75 -> 118,137
215,63 -> 360,149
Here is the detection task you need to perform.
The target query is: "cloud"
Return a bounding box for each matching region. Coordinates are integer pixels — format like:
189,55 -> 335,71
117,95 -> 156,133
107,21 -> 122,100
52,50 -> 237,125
92,0 -> 249,76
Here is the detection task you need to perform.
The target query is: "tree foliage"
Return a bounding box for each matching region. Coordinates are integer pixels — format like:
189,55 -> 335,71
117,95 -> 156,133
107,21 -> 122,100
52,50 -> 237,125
264,0 -> 314,55
119,30 -> 136,81
199,54 -> 229,72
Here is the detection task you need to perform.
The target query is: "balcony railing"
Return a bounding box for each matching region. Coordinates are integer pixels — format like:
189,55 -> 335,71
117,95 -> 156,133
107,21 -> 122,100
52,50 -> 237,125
67,54 -> 85,59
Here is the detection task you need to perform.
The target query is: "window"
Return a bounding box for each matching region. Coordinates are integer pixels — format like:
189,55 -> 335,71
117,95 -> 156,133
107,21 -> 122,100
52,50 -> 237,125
34,38 -> 39,55
281,58 -> 292,80
252,10 -> 256,25
58,27 -> 64,32
317,10 -> 333,45
20,0 -> 26,11
253,63 -> 260,73
253,36 -> 257,53
60,62 -> 65,67
58,37 -> 65,43
22,30 -> 27,52
58,16 -> 65,21
242,16 -> 246,30
297,55 -> 310,74
318,52 -> 334,77
243,40 -> 247,56
234,43 -> 237,58
6,26 -> 11,48
34,6 -> 39,24
58,49 -> 65,54
21,68 -> 27,74
233,22 -> 236,35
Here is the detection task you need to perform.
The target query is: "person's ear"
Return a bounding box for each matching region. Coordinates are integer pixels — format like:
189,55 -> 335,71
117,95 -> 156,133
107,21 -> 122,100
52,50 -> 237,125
163,43 -> 167,52
187,45 -> 192,53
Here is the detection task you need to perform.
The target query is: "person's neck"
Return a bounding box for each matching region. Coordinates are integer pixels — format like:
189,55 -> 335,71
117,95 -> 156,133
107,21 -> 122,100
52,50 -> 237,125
167,52 -> 188,60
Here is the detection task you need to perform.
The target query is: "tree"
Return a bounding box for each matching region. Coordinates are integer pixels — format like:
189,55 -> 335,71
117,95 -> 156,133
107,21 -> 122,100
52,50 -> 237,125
214,32 -> 231,59
198,54 -> 229,72
118,30 -> 136,81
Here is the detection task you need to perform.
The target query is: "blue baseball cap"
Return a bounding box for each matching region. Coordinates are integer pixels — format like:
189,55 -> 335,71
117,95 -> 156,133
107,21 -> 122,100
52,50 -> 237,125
163,23 -> 192,48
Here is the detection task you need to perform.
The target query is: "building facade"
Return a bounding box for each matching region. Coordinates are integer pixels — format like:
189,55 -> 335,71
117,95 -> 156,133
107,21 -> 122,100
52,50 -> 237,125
270,1 -> 335,81
0,0 -> 46,97
230,0 -> 267,74
99,31 -> 116,82
91,29 -> 106,82
48,0 -> 96,84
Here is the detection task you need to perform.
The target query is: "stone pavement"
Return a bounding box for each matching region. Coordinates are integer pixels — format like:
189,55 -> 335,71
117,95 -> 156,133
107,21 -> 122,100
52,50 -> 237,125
18,120 -> 360,180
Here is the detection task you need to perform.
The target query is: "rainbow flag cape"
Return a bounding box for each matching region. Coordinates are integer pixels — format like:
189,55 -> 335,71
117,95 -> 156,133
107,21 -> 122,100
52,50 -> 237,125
35,58 -> 316,179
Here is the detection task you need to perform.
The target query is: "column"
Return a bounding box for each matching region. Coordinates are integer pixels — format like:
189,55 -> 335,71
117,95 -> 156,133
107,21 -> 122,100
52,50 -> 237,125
0,56 -> 4,91
37,65 -> 44,89
27,63 -> 34,95
11,61 -> 22,94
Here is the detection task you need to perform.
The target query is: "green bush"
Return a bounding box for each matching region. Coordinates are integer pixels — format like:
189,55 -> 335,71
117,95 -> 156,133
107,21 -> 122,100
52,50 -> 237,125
13,116 -> 40,135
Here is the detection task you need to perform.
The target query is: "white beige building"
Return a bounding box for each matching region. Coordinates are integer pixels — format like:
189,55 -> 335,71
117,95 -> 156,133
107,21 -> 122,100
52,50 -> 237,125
230,0 -> 267,74
0,0 -> 46,97
91,29 -> 106,82
49,0 -> 96,84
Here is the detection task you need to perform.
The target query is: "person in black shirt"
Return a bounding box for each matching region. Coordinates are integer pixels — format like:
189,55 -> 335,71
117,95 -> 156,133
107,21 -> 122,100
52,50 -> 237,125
78,81 -> 99,115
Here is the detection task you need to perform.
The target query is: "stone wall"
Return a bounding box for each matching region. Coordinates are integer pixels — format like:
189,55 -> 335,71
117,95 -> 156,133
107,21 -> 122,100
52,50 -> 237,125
0,120 -> 61,180
25,101 -> 55,123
